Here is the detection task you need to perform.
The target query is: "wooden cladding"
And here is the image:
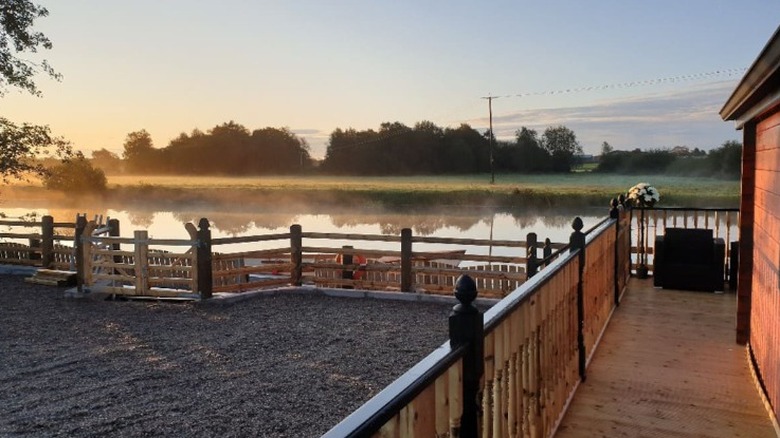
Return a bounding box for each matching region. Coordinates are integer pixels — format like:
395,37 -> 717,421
750,111 -> 780,420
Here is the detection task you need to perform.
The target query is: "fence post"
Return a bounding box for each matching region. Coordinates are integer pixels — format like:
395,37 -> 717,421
197,218 -> 213,299
41,215 -> 54,268
75,215 -> 87,293
290,224 -> 302,286
341,245 -> 354,289
570,217 -> 587,382
610,199 -> 621,306
449,274 -> 484,438
543,238 -> 552,266
108,218 -> 121,265
526,232 -> 538,278
401,228 -> 412,292
134,230 -> 149,295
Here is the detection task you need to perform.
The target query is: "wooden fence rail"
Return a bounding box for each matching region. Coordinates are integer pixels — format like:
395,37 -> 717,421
298,228 -> 559,298
75,217 -> 568,299
0,215 -> 79,268
203,224 -> 565,299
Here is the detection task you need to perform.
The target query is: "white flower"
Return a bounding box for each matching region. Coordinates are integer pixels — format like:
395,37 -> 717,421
627,182 -> 660,208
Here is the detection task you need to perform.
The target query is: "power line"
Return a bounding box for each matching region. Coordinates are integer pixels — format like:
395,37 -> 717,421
490,68 -> 746,100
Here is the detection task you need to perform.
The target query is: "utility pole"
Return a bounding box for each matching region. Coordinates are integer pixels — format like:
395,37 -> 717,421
481,95 -> 499,184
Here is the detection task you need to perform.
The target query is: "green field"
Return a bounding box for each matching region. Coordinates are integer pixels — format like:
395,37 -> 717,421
102,173 -> 740,209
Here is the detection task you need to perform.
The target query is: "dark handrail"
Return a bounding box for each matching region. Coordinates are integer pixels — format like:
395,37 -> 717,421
645,206 -> 739,212
584,216 -> 613,236
321,342 -> 466,438
484,250 -> 579,333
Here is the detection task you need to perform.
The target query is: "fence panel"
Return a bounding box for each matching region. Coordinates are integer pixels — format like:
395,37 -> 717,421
583,220 -> 617,361
481,253 -> 580,437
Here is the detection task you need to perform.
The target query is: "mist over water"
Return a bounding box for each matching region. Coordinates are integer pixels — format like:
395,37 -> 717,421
0,192 -> 608,253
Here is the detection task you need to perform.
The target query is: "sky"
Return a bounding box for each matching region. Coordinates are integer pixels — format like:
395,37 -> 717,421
3,1 -> 779,159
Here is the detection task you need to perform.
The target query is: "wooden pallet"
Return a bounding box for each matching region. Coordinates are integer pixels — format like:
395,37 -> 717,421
25,269 -> 77,287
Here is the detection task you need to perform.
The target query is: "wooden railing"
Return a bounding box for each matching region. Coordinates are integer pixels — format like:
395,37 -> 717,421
323,210 -> 632,437
631,207 -> 740,279
0,215 -> 79,269
207,223 -> 565,299
74,218 -> 565,299
299,230 -> 563,298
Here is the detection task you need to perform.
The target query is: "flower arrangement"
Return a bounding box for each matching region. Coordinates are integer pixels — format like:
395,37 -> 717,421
626,183 -> 660,208
626,183 -> 659,278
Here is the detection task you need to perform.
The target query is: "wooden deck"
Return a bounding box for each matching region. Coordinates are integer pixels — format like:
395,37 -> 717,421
556,278 -> 778,438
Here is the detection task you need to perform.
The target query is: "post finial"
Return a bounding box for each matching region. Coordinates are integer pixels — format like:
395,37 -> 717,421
198,218 -> 210,230
572,217 -> 584,232
610,198 -> 619,218
454,274 -> 478,307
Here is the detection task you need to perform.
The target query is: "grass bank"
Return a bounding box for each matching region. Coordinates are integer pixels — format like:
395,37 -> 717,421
104,174 -> 739,208
3,173 -> 740,211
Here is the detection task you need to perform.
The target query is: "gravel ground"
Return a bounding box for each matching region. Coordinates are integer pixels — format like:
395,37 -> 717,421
0,275 -> 461,437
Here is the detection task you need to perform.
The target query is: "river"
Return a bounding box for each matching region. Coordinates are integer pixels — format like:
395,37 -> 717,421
0,203 -> 610,257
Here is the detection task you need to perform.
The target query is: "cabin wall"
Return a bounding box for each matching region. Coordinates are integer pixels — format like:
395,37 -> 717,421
751,109 -> 780,419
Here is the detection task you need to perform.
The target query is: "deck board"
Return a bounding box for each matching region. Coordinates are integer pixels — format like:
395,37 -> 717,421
556,278 -> 777,438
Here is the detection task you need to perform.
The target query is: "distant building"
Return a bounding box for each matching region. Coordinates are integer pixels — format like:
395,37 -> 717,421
670,146 -> 690,155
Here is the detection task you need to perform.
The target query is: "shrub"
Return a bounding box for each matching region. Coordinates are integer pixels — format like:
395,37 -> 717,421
43,154 -> 107,193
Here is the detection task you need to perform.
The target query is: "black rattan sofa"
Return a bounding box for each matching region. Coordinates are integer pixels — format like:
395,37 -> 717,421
653,228 -> 725,292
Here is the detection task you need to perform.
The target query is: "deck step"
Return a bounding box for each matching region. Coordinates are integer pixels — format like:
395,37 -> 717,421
25,269 -> 77,287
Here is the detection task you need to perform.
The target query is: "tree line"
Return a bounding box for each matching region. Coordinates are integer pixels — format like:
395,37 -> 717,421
119,122 -> 312,175
595,141 -> 742,179
90,121 -> 584,176
92,120 -> 739,180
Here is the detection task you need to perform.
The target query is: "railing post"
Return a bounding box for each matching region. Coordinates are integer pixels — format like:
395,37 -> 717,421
401,228 -> 412,292
197,218 -> 213,299
570,217 -> 587,382
290,224 -> 302,286
610,199 -> 620,306
41,215 -> 54,268
449,274 -> 484,438
619,193 -> 631,273
617,193 -> 626,209
526,232 -> 538,278
543,238 -> 552,266
75,215 -> 87,293
134,230 -> 149,295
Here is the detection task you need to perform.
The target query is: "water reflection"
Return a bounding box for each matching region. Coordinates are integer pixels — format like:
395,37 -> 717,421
159,206 -> 605,238
2,201 -> 609,243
